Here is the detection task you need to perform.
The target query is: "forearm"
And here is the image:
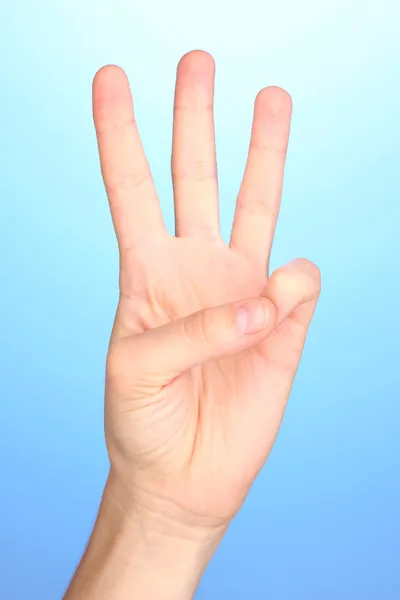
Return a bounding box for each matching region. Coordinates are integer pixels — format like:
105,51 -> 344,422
64,472 -> 224,600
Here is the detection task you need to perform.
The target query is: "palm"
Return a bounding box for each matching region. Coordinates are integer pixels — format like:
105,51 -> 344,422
93,52 -> 320,521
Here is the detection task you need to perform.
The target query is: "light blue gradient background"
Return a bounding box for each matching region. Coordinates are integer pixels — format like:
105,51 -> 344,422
1,1 -> 399,598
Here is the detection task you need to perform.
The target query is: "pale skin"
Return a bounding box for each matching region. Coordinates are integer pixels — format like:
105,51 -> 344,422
64,50 -> 320,599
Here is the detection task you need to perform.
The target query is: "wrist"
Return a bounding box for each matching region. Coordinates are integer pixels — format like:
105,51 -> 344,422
65,470 -> 226,600
107,470 -> 226,584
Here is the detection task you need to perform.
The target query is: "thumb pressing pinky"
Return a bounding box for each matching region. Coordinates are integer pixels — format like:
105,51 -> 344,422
110,297 -> 277,390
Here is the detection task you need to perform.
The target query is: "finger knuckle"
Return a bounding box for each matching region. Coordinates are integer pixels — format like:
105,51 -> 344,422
172,158 -> 216,182
104,170 -> 151,195
183,309 -> 210,343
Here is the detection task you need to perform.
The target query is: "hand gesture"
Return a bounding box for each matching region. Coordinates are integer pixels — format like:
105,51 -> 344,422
93,50 -> 320,535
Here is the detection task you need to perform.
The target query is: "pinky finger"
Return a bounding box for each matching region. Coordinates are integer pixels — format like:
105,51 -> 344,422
259,258 -> 321,374
266,258 -> 321,329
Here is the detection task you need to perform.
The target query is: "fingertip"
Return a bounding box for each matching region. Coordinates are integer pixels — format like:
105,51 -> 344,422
266,258 -> 321,327
177,49 -> 215,75
236,297 -> 277,335
287,258 -> 322,297
93,64 -> 128,90
268,262 -> 300,300
263,296 -> 278,324
92,65 -> 133,130
255,86 -> 292,116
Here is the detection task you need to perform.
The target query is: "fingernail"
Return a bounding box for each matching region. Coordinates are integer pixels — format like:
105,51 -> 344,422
236,299 -> 272,335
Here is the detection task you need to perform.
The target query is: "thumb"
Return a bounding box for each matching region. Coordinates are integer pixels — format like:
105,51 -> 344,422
117,297 -> 276,388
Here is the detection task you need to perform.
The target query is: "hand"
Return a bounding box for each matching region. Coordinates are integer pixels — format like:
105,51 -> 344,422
65,50 -> 320,599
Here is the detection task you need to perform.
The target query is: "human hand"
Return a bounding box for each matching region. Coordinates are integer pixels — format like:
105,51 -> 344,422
65,50 -> 320,600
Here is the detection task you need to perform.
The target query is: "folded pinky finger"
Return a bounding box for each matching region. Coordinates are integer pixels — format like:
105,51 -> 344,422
258,258 -> 321,374
266,258 -> 321,328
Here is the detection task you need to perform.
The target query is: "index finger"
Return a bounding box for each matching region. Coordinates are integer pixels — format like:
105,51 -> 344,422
93,65 -> 166,250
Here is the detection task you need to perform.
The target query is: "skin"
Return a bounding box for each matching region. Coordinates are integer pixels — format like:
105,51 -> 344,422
64,50 -> 321,599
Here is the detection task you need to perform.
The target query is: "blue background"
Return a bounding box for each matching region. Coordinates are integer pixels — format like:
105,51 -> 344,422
1,1 -> 399,598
